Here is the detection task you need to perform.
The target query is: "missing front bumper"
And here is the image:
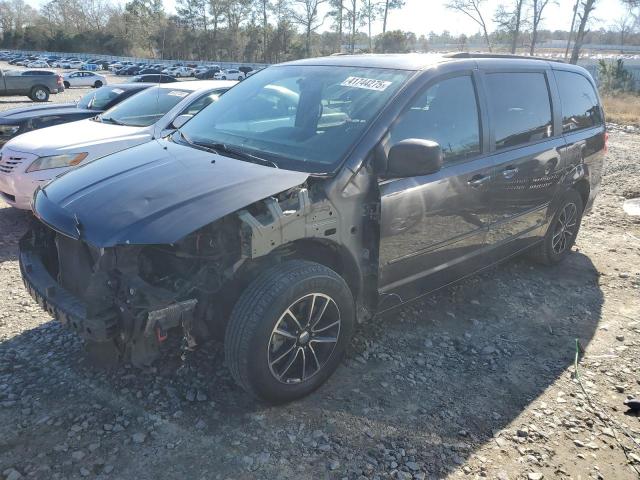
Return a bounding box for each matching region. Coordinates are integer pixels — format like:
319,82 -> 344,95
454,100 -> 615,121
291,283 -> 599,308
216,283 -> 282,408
19,233 -> 198,365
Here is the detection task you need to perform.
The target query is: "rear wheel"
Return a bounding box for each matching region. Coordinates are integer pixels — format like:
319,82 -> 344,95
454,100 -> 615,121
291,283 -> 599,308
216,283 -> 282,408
30,86 -> 49,102
530,189 -> 584,265
63,81 -> 70,89
225,260 -> 355,403
93,80 -> 103,88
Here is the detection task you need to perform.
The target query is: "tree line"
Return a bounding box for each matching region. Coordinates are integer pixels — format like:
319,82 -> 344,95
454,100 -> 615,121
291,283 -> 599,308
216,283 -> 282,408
0,0 -> 406,62
447,0 -> 640,63
0,0 -> 638,63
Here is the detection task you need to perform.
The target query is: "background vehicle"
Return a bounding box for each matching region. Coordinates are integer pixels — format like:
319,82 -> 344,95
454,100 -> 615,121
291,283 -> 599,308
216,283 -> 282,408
131,73 -> 177,83
62,71 -> 107,88
0,68 -> 63,101
137,68 -> 161,75
66,60 -> 84,69
15,54 -> 606,404
0,80 -> 237,209
171,66 -> 195,78
0,83 -> 152,145
214,68 -> 244,80
195,67 -> 221,79
26,60 -> 50,68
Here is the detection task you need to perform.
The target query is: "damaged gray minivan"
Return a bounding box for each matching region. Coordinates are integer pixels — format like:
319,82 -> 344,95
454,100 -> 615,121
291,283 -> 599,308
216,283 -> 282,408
19,53 -> 606,402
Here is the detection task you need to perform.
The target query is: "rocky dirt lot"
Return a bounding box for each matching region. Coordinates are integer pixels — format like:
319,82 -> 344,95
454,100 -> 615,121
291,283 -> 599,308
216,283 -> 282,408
0,88 -> 639,479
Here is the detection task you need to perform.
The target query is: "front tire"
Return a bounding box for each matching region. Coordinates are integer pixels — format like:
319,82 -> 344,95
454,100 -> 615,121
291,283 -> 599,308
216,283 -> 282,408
530,189 -> 584,265
63,81 -> 70,89
94,80 -> 103,88
30,86 -> 49,102
225,260 -> 355,403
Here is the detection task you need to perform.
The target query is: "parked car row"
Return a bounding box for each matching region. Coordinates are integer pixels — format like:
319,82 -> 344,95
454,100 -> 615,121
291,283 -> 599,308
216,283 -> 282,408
0,52 -> 258,83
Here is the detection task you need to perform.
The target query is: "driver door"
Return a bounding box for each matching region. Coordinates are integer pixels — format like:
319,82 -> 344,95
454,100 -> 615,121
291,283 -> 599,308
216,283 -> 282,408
378,73 -> 494,300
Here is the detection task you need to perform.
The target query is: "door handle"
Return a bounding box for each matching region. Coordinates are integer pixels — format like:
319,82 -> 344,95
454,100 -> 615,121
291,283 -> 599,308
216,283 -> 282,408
502,166 -> 519,179
467,174 -> 491,187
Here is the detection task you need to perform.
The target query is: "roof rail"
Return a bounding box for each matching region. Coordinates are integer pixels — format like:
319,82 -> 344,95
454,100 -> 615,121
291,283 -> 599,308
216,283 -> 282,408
443,52 -> 565,63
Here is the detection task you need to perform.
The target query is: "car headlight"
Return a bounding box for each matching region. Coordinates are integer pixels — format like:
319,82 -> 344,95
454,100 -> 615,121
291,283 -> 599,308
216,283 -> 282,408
0,125 -> 20,136
26,152 -> 88,173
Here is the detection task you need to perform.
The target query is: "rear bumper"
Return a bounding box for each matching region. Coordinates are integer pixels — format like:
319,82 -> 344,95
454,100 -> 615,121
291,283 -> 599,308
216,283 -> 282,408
19,235 -> 116,341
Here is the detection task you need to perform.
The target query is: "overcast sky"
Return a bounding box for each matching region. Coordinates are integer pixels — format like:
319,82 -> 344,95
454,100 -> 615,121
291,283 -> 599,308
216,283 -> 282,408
27,0 -> 633,36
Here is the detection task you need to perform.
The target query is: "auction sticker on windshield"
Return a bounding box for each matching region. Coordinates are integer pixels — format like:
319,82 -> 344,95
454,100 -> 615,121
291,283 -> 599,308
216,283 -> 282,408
340,76 -> 392,91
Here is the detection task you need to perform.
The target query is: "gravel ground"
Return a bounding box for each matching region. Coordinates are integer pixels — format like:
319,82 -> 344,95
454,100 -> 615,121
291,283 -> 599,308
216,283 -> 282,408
0,88 -> 639,480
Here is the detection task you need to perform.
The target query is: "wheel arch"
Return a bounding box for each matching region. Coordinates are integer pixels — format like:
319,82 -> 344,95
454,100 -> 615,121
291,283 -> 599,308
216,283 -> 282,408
572,178 -> 590,212
31,84 -> 49,93
276,238 -> 362,300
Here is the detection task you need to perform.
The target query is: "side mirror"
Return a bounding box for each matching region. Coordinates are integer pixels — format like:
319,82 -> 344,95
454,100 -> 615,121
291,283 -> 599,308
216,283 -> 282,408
386,139 -> 443,178
171,114 -> 192,129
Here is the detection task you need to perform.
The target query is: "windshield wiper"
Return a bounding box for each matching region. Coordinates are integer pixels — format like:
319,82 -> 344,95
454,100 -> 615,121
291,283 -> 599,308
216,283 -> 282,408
178,132 -> 277,169
99,116 -> 124,125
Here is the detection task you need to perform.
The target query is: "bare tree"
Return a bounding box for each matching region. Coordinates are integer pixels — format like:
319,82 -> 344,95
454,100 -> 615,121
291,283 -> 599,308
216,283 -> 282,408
447,0 -> 492,52
361,0 -> 380,51
207,0 -> 226,59
564,0 -> 580,59
381,0 -> 404,33
290,0 -> 326,57
569,0 -> 597,64
343,0 -> 361,53
259,0 -> 270,63
530,0 -> 552,56
328,0 -> 344,51
494,0 -> 525,53
612,12 -> 632,52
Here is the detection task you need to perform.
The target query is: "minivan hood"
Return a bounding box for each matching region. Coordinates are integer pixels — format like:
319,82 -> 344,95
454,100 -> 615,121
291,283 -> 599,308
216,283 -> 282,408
33,139 -> 309,247
5,118 -> 147,156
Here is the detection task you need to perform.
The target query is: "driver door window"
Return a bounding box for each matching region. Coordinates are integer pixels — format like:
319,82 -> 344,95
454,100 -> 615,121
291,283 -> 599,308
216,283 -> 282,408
389,75 -> 481,164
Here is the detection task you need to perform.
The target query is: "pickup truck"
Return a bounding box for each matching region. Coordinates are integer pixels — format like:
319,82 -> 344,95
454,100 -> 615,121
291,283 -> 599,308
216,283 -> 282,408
0,69 -> 64,102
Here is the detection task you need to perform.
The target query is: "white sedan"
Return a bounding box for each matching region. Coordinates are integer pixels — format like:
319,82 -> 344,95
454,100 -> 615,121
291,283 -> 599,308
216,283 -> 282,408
214,69 -> 245,81
26,60 -> 50,68
171,66 -> 195,78
63,71 -> 107,88
0,80 -> 237,210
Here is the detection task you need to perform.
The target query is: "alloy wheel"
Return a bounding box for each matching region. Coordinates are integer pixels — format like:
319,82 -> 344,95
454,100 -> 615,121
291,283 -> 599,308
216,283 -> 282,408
552,202 -> 578,254
35,89 -> 47,100
268,293 -> 341,384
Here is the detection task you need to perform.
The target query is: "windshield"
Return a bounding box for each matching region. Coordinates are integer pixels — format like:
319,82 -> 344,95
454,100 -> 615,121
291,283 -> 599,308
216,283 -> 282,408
178,65 -> 411,173
78,86 -> 128,110
100,86 -> 190,127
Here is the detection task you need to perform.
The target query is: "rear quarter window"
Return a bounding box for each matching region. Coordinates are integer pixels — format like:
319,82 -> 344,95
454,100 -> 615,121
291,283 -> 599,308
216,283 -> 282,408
554,70 -> 603,133
485,72 -> 553,150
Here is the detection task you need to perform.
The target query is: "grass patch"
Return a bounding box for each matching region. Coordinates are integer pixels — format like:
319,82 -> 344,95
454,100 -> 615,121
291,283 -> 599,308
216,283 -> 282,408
601,92 -> 640,126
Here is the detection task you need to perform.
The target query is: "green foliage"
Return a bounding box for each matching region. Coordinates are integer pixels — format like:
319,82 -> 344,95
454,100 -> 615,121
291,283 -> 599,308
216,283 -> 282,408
374,30 -> 415,53
598,59 -> 636,93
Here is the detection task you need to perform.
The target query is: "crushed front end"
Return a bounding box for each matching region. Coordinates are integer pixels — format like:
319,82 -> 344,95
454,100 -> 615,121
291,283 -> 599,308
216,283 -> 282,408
19,217 -> 241,366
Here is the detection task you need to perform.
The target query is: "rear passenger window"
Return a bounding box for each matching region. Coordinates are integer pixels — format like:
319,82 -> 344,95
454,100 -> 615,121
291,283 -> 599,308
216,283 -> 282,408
485,72 -> 552,150
555,70 -> 603,132
389,75 -> 480,163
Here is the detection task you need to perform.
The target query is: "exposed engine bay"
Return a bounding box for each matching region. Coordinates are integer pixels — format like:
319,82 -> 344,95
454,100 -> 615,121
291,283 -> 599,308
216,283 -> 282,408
21,184 -> 352,366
